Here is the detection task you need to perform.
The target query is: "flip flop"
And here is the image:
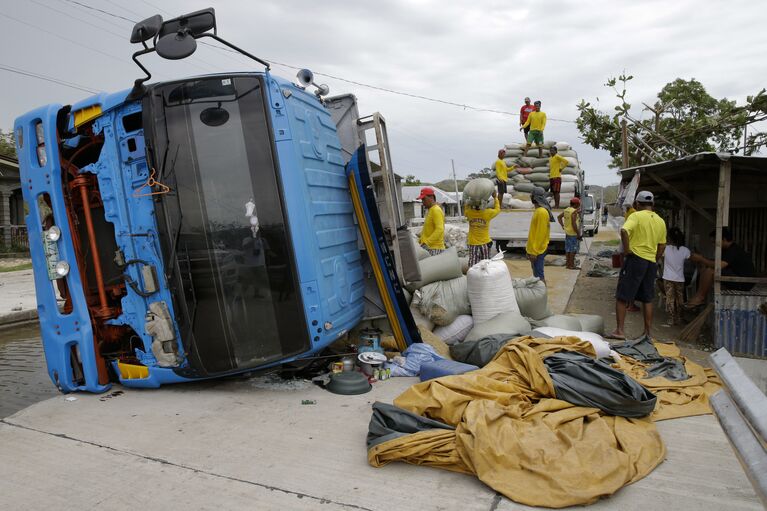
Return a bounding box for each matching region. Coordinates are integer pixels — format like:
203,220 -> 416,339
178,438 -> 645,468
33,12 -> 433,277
605,331 -> 626,340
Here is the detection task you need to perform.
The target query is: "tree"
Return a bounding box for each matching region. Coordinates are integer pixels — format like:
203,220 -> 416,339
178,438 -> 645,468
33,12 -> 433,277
466,167 -> 494,180
0,129 -> 16,159
404,174 -> 421,186
576,74 -> 766,168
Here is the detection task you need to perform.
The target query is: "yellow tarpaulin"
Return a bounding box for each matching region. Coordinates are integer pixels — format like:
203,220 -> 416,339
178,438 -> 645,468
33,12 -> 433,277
368,336 -> 721,508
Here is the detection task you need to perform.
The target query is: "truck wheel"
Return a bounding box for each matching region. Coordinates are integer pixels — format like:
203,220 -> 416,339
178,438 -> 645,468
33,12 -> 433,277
594,226 -> 599,234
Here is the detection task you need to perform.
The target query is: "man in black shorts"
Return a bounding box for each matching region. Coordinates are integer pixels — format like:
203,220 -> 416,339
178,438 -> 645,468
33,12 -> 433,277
608,191 -> 667,341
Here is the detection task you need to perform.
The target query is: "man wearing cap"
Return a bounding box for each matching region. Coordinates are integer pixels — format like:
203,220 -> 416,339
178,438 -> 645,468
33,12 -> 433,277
519,97 -> 536,141
548,145 -> 569,208
557,197 -> 581,269
526,187 -> 554,283
609,191 -> 666,341
495,149 -> 515,208
418,187 -> 446,255
521,100 -> 546,158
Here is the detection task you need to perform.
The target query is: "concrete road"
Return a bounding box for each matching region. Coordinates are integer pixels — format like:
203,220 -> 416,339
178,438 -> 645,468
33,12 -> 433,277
0,376 -> 760,510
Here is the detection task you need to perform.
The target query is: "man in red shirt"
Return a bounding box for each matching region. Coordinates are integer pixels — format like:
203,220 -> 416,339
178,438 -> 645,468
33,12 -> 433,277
519,97 -> 535,140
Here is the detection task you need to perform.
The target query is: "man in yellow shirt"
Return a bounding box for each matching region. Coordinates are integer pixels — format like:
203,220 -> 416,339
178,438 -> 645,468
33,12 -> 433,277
494,149 -> 516,208
608,191 -> 666,341
466,191 -> 500,267
526,187 -> 554,283
521,100 -> 546,158
417,187 -> 446,255
557,197 -> 581,270
548,146 -> 569,208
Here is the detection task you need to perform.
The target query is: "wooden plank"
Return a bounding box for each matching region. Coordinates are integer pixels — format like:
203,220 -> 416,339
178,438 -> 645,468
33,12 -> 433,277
714,160 -> 732,298
645,170 -> 715,223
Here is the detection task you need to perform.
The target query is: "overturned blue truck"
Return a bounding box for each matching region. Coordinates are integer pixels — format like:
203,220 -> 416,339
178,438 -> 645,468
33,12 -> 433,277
15,8 -> 418,392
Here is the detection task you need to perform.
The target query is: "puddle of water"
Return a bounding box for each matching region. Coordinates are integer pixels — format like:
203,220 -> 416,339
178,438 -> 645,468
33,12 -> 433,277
0,324 -> 59,418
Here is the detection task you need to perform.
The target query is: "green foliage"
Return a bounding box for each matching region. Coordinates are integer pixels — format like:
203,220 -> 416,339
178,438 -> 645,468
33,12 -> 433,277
576,75 -> 766,168
466,167 -> 494,180
434,178 -> 467,192
404,174 -> 421,186
0,129 -> 16,159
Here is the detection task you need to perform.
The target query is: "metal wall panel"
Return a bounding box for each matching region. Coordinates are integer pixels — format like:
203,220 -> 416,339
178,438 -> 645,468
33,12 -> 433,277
715,290 -> 767,358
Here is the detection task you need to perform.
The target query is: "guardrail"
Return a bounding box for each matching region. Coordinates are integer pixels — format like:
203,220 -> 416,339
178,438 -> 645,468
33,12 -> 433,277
709,348 -> 767,507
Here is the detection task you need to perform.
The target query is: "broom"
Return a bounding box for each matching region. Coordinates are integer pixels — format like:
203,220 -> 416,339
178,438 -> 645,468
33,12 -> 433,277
679,303 -> 713,344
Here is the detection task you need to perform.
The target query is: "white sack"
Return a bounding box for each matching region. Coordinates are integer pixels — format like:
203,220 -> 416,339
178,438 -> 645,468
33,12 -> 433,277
465,311 -> 532,342
512,277 -> 551,320
531,327 -> 611,358
407,246 -> 463,290
418,276 -> 471,326
467,253 -> 519,323
569,314 -> 605,335
433,315 -> 474,345
530,314 -> 583,331
463,178 -> 496,208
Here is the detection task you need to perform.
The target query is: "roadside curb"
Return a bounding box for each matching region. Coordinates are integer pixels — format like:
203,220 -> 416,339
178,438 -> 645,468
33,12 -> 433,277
0,309 -> 38,330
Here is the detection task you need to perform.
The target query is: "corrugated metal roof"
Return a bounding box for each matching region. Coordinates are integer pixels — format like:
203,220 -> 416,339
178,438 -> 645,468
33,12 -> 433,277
619,152 -> 767,178
401,186 -> 459,204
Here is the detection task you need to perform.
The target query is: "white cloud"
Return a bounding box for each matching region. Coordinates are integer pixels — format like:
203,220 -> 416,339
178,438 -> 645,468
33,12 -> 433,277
1,0 -> 764,185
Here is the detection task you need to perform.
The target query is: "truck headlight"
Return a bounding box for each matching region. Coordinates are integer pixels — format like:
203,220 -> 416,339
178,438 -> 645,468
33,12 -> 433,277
36,145 -> 47,166
45,226 -> 61,242
54,261 -> 70,277
35,122 -> 45,144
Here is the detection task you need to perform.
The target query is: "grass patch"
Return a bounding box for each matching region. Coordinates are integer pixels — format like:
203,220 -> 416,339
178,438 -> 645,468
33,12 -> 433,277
602,239 -> 621,246
0,262 -> 33,272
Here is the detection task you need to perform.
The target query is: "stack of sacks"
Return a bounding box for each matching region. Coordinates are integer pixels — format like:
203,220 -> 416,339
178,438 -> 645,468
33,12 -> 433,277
405,247 -> 475,346
497,141 -> 583,206
404,247 -> 605,353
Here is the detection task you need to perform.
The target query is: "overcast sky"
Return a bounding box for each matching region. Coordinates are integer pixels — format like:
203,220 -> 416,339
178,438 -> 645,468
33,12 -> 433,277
1,0 -> 764,186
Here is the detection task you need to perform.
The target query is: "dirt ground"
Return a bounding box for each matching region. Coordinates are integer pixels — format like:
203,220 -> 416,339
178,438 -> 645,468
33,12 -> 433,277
564,224 -> 714,367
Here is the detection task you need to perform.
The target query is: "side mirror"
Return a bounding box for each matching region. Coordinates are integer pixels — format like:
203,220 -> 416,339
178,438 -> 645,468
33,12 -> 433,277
159,8 -> 216,38
156,30 -> 198,60
130,14 -> 163,43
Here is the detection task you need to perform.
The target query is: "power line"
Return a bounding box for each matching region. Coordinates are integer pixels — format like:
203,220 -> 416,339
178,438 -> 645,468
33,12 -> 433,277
59,0 -> 135,22
52,1 -> 578,124
0,63 -> 98,93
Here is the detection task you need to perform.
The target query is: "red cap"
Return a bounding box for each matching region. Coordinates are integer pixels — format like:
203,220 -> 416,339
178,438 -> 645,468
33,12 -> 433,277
570,197 -> 581,206
417,187 -> 435,200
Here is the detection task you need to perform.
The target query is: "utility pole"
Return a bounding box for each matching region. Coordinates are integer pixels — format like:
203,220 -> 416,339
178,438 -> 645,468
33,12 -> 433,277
451,159 -> 462,216
621,119 -> 629,168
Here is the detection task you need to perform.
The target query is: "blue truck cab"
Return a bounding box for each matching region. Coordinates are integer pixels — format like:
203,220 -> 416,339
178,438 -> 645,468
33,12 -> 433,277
13,9 -> 364,392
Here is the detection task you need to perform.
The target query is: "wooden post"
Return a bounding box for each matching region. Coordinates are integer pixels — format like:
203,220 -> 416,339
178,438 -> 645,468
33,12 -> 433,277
714,159 -> 732,297
621,119 -> 629,168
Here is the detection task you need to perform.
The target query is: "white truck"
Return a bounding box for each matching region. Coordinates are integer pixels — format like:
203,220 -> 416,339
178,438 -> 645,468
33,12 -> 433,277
581,186 -> 603,237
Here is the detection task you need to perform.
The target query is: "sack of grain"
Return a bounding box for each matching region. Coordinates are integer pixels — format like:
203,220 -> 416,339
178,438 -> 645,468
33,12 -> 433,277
513,181 -> 536,193
467,253 -> 519,322
554,141 -> 572,151
407,246 -> 463,291
529,314 -> 583,331
464,311 -> 531,342
463,178 -> 496,208
558,150 -> 577,158
433,314 -> 474,345
512,277 -> 551,320
418,276 -> 471,326
564,157 -> 579,167
569,313 -> 605,335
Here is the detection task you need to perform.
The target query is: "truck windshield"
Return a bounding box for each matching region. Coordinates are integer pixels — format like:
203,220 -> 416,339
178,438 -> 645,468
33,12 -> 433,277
583,196 -> 595,213
145,75 -> 309,376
